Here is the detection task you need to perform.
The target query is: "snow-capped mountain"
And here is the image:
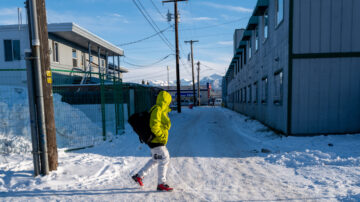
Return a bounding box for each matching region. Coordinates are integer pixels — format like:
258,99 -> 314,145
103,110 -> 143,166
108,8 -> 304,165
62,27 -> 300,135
147,74 -> 223,90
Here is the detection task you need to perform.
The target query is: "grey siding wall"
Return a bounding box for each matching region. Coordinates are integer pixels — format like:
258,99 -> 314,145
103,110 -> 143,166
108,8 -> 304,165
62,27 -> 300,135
293,0 -> 360,54
292,57 -> 360,134
227,0 -> 290,133
0,27 -> 29,86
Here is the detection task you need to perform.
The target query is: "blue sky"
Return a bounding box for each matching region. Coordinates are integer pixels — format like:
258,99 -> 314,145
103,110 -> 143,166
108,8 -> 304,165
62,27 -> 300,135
0,0 -> 256,83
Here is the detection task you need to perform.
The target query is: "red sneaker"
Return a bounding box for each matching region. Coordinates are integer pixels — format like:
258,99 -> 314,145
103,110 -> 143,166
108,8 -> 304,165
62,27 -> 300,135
157,183 -> 173,192
132,174 -> 143,186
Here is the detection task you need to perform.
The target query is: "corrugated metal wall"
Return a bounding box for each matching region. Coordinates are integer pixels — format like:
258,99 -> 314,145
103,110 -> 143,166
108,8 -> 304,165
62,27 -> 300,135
293,0 -> 360,54
292,57 -> 360,134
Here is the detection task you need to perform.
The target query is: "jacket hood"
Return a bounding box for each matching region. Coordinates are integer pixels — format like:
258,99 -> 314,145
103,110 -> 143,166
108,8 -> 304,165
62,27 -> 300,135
156,91 -> 172,108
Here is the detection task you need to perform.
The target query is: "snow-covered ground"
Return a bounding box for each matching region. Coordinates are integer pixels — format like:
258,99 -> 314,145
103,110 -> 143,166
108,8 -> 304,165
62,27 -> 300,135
1,107 -> 360,201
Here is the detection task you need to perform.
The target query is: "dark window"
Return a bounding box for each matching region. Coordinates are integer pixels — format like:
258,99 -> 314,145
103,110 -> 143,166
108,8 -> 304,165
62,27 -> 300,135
253,82 -> 258,103
261,77 -> 268,104
244,48 -> 247,65
240,88 -> 243,103
274,70 -> 284,105
53,42 -> 59,62
4,40 -> 13,61
12,40 -> 20,60
248,85 -> 252,103
255,27 -> 259,51
72,49 -> 77,67
244,87 -> 247,103
240,55 -> 243,69
263,9 -> 269,41
248,39 -> 252,59
4,40 -> 20,61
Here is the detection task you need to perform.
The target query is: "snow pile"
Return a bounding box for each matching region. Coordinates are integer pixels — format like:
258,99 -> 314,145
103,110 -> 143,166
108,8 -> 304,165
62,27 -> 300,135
0,86 -> 104,154
0,87 -> 31,154
266,149 -> 360,167
52,94 -> 103,149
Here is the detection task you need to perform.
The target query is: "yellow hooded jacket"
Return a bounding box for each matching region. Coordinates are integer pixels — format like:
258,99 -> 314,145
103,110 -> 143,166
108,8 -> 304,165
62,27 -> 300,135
149,91 -> 172,145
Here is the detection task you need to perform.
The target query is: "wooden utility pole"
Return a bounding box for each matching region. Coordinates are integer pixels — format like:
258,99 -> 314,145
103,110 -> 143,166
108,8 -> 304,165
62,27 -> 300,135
34,0 -> 58,171
163,0 -> 187,113
185,40 -> 198,106
197,61 -> 200,106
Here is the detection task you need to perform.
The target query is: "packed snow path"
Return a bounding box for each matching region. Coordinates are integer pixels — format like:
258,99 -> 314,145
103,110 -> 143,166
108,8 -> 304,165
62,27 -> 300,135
1,107 -> 360,201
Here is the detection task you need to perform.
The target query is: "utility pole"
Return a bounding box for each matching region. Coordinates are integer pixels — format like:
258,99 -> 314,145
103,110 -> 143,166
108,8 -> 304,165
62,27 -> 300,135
184,40 -> 198,106
167,66 -> 170,90
163,0 -> 187,113
197,61 -> 200,106
26,0 -> 58,175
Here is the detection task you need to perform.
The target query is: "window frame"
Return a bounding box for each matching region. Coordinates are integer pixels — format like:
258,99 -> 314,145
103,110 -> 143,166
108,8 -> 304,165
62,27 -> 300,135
4,39 -> 20,62
72,49 -> 77,68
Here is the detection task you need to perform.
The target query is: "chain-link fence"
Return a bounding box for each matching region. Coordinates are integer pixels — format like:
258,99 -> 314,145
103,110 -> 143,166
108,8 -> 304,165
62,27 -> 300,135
0,68 -> 162,154
122,83 -> 162,118
0,69 -> 32,154
52,69 -> 124,150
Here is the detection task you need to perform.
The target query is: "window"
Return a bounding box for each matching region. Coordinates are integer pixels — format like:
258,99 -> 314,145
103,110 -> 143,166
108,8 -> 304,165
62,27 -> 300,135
4,40 -> 20,62
263,9 -> 269,41
72,49 -> 77,67
253,82 -> 258,103
274,70 -> 284,105
81,52 -> 86,69
255,26 -> 259,51
240,55 -> 243,69
261,77 -> 268,104
248,85 -> 252,103
276,0 -> 284,26
101,59 -> 105,68
244,87 -> 247,103
248,39 -> 252,59
244,48 -> 246,65
53,42 -> 59,62
240,88 -> 243,102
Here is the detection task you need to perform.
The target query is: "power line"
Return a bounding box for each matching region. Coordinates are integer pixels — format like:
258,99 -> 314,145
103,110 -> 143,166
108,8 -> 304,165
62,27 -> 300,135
132,0 -> 174,50
149,0 -> 166,20
136,0 -> 174,49
182,16 -> 249,31
117,25 -> 172,46
123,54 -> 174,68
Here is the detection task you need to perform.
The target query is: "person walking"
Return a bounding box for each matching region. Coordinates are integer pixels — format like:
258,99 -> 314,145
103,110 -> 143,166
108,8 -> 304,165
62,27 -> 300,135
132,91 -> 173,192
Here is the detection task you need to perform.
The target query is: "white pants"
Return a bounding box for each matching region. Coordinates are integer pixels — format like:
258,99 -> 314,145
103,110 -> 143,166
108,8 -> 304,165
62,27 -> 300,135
138,146 -> 170,184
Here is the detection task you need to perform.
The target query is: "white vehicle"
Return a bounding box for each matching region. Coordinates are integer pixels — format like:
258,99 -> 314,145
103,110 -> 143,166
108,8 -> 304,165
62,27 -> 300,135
214,98 -> 222,106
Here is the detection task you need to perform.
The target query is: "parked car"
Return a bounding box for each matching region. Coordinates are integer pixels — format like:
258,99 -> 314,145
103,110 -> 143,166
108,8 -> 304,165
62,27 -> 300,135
214,98 -> 222,106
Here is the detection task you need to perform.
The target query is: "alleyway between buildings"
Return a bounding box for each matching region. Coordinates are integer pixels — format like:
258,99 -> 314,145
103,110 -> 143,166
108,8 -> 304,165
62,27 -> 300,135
1,107 -> 360,201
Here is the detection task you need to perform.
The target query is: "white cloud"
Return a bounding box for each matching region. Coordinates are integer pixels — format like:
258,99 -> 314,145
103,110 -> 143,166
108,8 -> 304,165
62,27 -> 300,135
0,8 -> 17,16
202,2 -> 253,13
192,17 -> 217,21
0,7 -> 26,25
112,13 -> 129,23
217,41 -> 233,46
